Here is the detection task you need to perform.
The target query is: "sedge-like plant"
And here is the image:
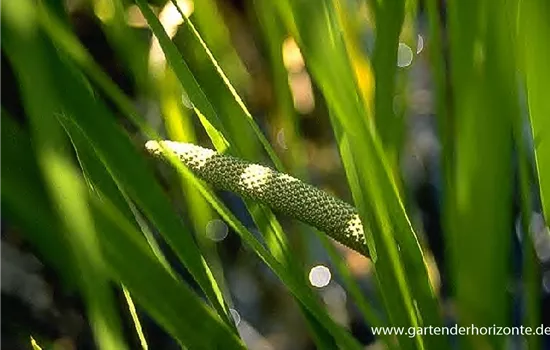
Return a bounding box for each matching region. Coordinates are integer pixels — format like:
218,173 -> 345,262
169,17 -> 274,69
1,0 -> 548,349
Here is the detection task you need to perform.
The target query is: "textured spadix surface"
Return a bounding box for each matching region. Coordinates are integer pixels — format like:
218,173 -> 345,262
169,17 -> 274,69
146,140 -> 368,256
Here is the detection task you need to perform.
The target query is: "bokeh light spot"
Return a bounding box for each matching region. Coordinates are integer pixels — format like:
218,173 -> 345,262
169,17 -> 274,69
229,308 -> 241,326
205,219 -> 228,242
397,43 -> 413,68
417,35 -> 424,54
308,265 -> 331,288
282,38 -> 305,73
277,129 -> 288,150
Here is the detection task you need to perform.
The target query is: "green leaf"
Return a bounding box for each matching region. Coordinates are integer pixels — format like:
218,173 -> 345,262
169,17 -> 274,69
10,0 -> 234,328
90,193 -> 245,349
154,148 -> 364,349
519,0 -> 550,224
273,1 -> 445,348
2,4 -> 127,347
1,113 -> 76,287
0,120 -> 244,349
137,2 -> 362,347
372,0 -> 406,165
447,1 -> 517,348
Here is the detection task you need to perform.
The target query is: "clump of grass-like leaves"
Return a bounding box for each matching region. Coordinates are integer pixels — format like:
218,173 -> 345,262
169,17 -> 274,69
1,0 -> 548,349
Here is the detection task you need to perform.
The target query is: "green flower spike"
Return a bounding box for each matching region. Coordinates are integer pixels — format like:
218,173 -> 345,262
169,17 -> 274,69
145,140 -> 368,256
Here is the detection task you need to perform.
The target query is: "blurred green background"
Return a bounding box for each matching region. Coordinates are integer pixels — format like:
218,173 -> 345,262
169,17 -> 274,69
1,0 -> 549,349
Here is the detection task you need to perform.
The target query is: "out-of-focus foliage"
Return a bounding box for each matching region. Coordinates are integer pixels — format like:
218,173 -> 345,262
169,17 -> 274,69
1,0 -> 549,349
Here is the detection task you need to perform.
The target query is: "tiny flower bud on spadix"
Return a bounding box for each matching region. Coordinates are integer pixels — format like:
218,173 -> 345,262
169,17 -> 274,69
146,140 -> 369,256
